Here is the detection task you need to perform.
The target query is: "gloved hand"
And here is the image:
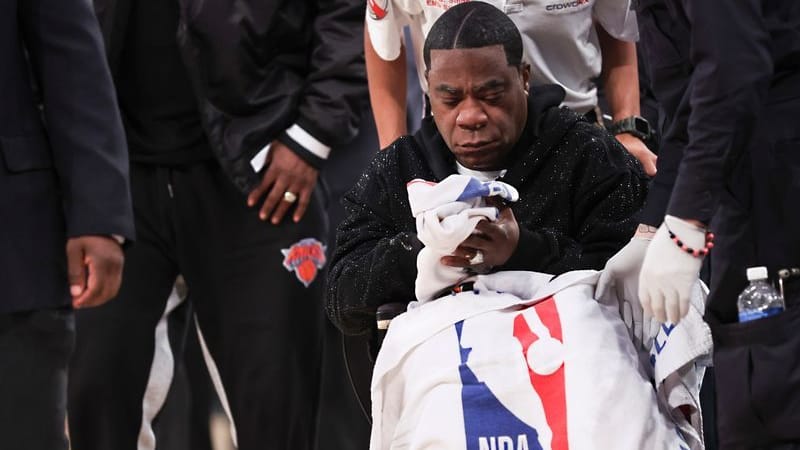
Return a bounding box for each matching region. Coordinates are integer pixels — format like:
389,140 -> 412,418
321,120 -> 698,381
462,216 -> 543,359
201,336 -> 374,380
596,235 -> 660,351
639,215 -> 706,324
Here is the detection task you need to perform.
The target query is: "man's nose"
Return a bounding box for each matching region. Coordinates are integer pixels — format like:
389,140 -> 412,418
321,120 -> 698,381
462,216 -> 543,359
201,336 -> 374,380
456,98 -> 488,130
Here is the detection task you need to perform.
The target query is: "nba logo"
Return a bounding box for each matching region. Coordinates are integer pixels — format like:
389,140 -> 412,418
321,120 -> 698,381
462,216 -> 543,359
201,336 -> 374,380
457,297 -> 568,450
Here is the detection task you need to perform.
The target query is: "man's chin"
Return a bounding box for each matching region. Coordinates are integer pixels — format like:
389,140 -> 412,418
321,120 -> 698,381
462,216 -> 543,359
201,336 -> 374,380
455,157 -> 504,171
452,142 -> 508,171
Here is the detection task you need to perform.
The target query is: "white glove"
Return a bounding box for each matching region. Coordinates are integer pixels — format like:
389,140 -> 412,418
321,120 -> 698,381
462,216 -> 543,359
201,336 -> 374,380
639,215 -> 706,324
596,236 -> 660,351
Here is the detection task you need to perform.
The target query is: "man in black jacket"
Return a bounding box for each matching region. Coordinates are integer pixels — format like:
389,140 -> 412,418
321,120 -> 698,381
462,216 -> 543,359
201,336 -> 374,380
326,2 -> 648,337
0,0 -> 134,449
67,1 -> 366,449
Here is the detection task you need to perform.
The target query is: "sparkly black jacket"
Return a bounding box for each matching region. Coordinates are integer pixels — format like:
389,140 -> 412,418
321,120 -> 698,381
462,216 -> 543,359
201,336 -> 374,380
327,88 -> 648,336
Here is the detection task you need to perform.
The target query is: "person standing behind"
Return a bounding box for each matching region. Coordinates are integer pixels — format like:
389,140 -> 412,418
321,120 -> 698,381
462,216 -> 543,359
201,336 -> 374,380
67,1 -> 366,449
600,2 -> 800,448
364,0 -> 658,176
0,0 -> 134,449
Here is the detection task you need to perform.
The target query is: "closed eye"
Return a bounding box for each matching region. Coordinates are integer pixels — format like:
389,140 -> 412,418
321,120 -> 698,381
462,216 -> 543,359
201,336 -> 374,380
482,93 -> 503,104
441,97 -> 461,107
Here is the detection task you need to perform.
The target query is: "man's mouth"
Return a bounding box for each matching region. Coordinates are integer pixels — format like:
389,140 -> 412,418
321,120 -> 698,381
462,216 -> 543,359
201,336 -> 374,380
456,140 -> 497,153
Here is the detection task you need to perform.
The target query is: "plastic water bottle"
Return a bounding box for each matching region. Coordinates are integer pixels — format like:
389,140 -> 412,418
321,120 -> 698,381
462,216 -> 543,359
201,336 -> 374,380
737,266 -> 785,322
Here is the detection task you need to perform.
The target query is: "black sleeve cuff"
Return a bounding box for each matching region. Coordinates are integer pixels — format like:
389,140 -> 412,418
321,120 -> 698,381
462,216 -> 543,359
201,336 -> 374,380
501,228 -> 552,271
277,132 -> 327,170
638,179 -> 672,227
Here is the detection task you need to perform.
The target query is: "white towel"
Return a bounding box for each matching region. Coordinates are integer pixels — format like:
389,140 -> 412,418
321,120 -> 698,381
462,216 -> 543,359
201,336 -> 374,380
646,281 -> 713,450
370,270 -> 700,450
406,175 -> 519,302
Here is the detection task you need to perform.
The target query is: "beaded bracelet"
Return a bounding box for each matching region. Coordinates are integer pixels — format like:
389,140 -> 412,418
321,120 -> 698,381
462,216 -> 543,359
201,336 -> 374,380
665,224 -> 715,257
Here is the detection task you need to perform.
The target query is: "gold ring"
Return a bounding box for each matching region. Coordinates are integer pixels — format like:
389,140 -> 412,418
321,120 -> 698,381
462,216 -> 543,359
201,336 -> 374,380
283,191 -> 298,203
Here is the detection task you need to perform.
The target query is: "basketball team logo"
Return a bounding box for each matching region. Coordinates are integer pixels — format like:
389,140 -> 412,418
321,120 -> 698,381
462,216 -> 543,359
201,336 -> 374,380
368,0 -> 389,20
456,297 -> 568,450
281,238 -> 327,287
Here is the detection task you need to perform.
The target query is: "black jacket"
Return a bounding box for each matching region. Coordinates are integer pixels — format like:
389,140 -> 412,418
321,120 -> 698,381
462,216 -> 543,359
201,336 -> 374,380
93,0 -> 367,193
1,0 -> 134,313
327,88 -> 648,336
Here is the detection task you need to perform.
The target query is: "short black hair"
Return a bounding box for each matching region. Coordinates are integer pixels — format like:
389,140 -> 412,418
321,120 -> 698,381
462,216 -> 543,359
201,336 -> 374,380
423,1 -> 523,71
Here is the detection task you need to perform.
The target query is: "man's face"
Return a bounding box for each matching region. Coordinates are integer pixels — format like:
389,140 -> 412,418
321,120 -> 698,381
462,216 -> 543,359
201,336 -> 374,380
426,45 -> 530,171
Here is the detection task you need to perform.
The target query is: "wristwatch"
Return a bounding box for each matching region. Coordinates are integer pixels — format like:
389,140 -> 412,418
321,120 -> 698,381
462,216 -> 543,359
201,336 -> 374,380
608,116 -> 653,141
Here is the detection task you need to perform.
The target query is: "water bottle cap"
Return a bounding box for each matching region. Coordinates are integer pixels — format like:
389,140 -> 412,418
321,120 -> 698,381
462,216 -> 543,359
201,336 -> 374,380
746,266 -> 769,281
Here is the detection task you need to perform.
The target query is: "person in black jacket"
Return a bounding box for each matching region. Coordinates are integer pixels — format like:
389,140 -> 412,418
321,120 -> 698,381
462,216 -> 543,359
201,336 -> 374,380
599,2 -> 800,448
0,0 -> 134,449
66,1 -> 367,449
327,2 -> 648,337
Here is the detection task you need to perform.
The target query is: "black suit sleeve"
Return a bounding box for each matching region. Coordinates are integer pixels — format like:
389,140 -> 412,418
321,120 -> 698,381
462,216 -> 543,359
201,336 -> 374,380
666,0 -> 773,223
19,0 -> 134,241
276,0 -> 368,167
634,0 -> 692,227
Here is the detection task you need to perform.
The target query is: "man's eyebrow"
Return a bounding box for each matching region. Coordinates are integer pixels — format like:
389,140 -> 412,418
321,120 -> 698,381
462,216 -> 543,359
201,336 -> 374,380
434,84 -> 461,95
474,79 -> 507,92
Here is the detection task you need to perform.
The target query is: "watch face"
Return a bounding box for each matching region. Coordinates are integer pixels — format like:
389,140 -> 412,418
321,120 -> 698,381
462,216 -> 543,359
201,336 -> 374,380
633,117 -> 650,135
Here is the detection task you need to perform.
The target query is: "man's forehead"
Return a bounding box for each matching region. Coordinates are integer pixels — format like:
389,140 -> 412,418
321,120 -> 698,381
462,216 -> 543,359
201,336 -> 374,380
428,44 -> 506,63
428,46 -> 515,86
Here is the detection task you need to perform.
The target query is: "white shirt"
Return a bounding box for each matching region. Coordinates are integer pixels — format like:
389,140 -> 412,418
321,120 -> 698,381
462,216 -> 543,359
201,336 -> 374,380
366,0 -> 638,113
455,161 -> 506,182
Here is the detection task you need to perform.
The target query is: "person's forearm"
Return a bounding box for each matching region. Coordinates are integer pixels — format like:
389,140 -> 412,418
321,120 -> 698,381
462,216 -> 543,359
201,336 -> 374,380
365,26 -> 408,148
597,25 -> 640,121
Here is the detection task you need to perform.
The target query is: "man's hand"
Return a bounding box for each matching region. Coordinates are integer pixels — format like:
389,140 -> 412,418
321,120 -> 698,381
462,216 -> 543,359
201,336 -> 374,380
595,231 -> 659,350
639,216 -> 706,324
615,133 -> 657,177
67,236 -> 124,309
247,140 -> 319,224
441,203 -> 520,270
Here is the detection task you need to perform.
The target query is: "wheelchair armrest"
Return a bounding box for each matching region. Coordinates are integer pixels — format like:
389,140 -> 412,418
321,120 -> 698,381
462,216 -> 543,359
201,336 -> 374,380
376,302 -> 408,330
375,302 -> 408,353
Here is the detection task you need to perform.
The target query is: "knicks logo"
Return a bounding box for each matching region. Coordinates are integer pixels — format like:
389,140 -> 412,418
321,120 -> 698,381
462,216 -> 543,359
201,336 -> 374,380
368,0 -> 389,20
281,238 -> 327,287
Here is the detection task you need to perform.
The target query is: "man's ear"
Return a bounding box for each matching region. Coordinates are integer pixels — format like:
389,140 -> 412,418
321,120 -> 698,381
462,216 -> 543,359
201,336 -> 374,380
425,69 -> 430,86
519,63 -> 531,90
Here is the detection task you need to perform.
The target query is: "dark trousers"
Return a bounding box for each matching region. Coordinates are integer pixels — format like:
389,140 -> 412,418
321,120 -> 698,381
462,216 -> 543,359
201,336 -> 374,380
705,82 -> 800,449
68,160 -> 327,450
0,307 -> 74,450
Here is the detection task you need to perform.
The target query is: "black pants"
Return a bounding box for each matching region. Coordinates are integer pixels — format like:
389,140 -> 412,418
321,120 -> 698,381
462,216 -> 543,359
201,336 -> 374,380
705,86 -> 800,449
0,307 -> 74,450
68,160 -> 327,450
